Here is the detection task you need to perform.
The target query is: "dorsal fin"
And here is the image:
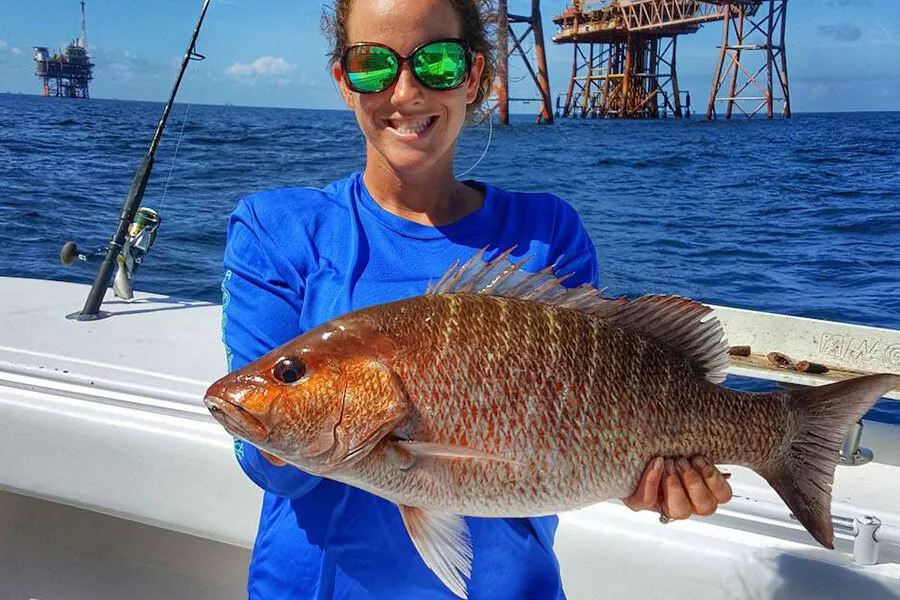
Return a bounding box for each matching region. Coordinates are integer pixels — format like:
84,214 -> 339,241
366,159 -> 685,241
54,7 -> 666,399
428,248 -> 730,384
605,295 -> 731,384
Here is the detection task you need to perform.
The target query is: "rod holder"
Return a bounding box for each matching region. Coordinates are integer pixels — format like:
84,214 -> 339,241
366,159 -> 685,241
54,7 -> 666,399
853,516 -> 881,566
840,420 -> 874,466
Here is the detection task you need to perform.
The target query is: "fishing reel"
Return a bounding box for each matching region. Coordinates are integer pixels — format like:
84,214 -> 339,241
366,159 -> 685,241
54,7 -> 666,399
61,207 -> 161,300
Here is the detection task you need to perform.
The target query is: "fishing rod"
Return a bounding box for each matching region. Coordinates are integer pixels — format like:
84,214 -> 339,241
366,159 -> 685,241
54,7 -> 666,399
66,0 -> 213,321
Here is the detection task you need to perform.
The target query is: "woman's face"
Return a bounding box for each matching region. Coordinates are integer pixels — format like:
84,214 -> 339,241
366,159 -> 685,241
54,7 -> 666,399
333,0 -> 485,176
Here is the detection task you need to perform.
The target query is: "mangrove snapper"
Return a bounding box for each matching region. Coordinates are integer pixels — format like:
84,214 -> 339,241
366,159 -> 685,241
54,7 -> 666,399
205,249 -> 899,599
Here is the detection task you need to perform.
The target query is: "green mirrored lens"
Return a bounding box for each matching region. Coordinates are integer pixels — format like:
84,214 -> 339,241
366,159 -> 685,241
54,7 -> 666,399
346,46 -> 399,93
411,42 -> 467,90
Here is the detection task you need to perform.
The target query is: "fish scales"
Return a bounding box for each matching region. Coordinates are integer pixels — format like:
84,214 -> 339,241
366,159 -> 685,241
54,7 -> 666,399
335,293 -> 786,516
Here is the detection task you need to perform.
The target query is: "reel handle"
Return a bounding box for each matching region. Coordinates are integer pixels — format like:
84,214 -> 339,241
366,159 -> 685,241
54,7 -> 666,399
60,241 -> 79,266
60,241 -> 105,266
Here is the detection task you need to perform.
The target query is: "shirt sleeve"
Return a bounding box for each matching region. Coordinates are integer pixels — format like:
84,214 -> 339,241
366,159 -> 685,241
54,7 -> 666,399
221,196 -> 324,499
548,198 -> 601,289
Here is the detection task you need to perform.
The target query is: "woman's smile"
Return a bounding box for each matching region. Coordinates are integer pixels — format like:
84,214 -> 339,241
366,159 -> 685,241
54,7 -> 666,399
384,114 -> 439,140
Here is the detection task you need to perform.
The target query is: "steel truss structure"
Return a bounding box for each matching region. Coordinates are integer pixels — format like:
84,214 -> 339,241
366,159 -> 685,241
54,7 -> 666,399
553,0 -> 790,120
706,0 -> 791,119
493,0 -> 553,124
561,35 -> 684,118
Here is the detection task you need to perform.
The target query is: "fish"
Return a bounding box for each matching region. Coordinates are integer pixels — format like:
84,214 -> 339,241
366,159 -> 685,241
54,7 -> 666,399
204,249 -> 900,599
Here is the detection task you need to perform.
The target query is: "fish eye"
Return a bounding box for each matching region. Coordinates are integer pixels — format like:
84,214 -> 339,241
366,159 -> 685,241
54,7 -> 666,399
273,357 -> 305,384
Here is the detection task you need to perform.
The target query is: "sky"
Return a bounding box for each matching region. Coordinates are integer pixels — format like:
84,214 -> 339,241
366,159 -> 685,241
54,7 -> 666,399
0,0 -> 898,113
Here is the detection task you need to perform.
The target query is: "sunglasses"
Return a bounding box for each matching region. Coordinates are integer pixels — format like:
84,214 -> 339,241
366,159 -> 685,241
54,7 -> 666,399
340,38 -> 473,94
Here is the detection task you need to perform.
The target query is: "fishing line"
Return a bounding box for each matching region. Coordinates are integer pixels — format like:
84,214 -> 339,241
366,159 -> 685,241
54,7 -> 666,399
158,78 -> 194,215
455,111 -> 493,179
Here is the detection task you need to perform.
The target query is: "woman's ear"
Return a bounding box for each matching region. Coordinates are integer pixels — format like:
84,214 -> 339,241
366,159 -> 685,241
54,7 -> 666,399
465,53 -> 485,105
332,61 -> 354,108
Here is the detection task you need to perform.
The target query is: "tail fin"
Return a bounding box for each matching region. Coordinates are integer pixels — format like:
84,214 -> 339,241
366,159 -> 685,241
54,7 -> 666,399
760,374 -> 900,548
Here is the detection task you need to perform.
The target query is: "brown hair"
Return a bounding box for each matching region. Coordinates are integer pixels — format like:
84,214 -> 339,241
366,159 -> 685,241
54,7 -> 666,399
322,0 -> 496,119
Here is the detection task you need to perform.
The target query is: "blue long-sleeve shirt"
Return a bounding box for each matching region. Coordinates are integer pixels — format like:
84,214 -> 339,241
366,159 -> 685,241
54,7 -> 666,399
222,172 -> 599,599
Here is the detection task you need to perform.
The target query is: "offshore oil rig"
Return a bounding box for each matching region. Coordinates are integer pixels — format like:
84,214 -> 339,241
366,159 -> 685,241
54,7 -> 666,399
493,0 -> 790,122
552,0 -> 790,120
33,0 -> 94,98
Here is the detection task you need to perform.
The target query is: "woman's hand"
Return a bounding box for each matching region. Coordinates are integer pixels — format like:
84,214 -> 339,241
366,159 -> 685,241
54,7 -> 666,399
622,456 -> 732,520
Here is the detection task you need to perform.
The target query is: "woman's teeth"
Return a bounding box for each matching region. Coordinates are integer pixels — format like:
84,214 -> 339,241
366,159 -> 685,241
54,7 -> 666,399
389,116 -> 436,135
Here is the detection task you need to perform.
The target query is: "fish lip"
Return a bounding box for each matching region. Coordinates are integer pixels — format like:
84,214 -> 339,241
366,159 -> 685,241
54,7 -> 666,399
204,395 -> 269,444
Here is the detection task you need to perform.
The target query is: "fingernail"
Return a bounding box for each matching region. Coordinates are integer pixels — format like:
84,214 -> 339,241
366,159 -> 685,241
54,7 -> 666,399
665,458 -> 676,476
676,458 -> 691,473
692,456 -> 709,469
652,457 -> 665,471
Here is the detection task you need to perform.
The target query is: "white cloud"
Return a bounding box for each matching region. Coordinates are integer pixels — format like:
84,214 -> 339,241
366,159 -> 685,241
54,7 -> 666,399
819,23 -> 863,43
226,56 -> 295,80
86,47 -> 169,84
0,40 -> 55,59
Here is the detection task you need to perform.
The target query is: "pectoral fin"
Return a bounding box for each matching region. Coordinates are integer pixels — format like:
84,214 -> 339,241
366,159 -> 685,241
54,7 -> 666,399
399,505 -> 472,599
395,440 -> 521,464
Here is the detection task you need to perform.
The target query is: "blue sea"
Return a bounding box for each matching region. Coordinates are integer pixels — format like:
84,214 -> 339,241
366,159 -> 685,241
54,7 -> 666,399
0,93 -> 898,423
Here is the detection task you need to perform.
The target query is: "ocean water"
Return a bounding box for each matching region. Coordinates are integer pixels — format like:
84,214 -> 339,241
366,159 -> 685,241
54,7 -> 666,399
0,93 -> 898,423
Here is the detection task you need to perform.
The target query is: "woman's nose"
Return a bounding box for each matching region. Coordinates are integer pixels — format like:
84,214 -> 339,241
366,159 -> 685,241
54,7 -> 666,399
391,64 -> 426,106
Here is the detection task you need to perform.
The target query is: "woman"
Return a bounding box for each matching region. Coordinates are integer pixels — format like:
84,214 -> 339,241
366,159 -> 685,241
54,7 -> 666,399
221,0 -> 732,598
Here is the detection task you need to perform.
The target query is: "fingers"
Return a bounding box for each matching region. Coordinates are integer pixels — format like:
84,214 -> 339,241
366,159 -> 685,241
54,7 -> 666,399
622,457 -> 664,511
662,458 -> 694,520
676,458 -> 718,516
692,456 -> 733,505
623,456 -> 733,521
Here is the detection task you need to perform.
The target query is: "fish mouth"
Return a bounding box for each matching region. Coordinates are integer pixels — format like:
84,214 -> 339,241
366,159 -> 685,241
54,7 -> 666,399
204,395 -> 269,444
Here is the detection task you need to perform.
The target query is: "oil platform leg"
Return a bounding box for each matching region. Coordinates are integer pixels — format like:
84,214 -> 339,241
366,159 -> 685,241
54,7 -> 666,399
622,36 -> 634,116
588,45 -> 599,117
706,0 -> 791,120
669,37 -> 683,118
495,0 -> 554,124
563,45 -> 579,117
497,0 -> 510,125
599,46 -> 613,117
706,7 -> 730,120
726,11 -> 745,119
777,0 -> 791,117
648,38 -> 660,119
530,0 -> 554,124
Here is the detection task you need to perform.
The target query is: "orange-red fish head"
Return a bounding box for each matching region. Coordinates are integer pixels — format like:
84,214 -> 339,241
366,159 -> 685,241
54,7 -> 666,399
204,319 -> 409,474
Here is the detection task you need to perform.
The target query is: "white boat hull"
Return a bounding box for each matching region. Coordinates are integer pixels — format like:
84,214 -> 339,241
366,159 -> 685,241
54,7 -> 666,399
1,277 -> 898,599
